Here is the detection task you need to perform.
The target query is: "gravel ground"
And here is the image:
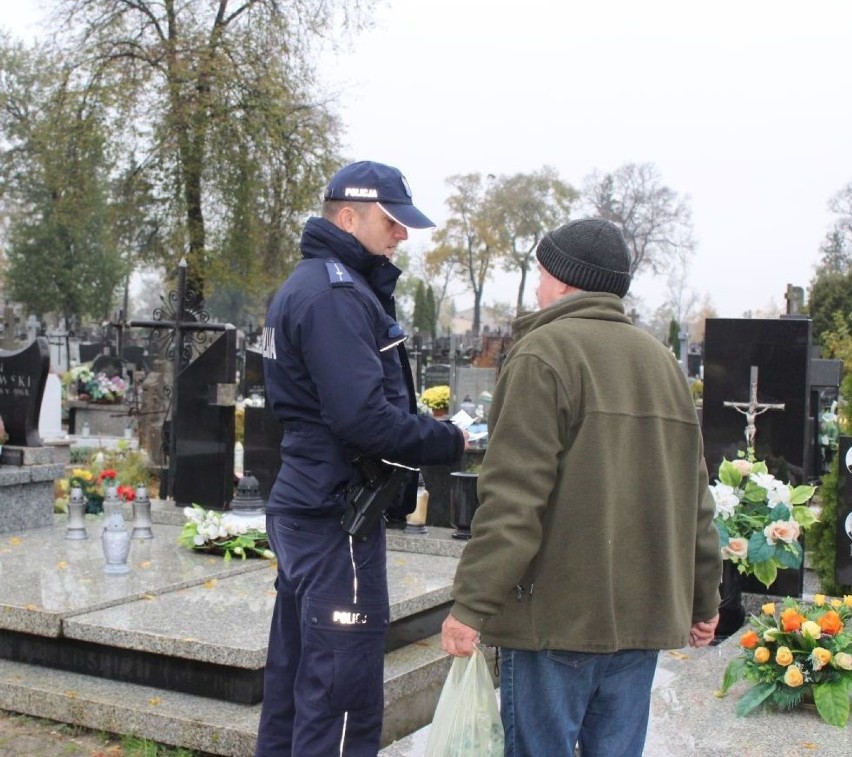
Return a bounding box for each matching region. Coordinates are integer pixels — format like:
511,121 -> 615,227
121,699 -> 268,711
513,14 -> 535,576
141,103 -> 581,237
0,710 -> 122,756
0,710 -> 203,756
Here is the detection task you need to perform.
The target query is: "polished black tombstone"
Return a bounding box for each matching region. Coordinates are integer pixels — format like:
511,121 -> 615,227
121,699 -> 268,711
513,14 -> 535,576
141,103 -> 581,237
78,343 -> 103,364
241,349 -> 282,501
836,437 -> 852,586
703,318 -> 811,481
92,353 -> 124,378
423,363 -> 450,390
703,318 -> 811,600
0,338 -> 49,447
172,330 -> 237,509
122,345 -> 148,374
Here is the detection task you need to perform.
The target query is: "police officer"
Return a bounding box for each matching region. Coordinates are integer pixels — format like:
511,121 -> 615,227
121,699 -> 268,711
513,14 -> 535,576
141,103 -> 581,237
256,161 -> 466,756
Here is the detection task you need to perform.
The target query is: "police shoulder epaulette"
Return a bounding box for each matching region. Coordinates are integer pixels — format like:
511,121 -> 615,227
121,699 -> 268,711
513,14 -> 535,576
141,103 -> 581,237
325,259 -> 354,288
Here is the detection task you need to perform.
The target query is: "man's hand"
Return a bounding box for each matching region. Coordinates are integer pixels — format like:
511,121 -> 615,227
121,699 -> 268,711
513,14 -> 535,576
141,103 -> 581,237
441,613 -> 480,657
689,613 -> 719,647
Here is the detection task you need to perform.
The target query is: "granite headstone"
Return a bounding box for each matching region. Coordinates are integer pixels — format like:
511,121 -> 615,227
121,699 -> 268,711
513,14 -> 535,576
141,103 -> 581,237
835,437 -> 852,587
241,349 -> 281,502
172,329 -> 237,510
0,338 -> 50,447
703,317 -> 811,598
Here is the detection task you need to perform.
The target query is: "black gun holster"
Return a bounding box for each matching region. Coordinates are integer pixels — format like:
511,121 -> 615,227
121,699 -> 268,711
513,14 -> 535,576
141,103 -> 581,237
340,456 -> 418,540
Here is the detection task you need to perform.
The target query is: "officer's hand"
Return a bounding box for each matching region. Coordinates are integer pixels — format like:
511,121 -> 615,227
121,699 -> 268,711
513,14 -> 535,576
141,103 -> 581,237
441,613 -> 480,656
462,428 -> 471,450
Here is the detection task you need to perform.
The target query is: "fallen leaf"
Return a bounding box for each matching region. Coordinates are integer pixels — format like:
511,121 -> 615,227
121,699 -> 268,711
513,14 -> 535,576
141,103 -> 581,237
57,561 -> 68,570
8,537 -> 22,546
64,690 -> 78,698
142,593 -> 157,601
667,650 -> 690,660
148,696 -> 162,706
140,560 -> 152,569
25,604 -> 39,611
203,579 -> 218,589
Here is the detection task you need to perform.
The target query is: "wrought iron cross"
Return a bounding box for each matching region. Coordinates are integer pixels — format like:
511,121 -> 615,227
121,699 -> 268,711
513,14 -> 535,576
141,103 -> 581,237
722,365 -> 785,450
127,259 -> 231,500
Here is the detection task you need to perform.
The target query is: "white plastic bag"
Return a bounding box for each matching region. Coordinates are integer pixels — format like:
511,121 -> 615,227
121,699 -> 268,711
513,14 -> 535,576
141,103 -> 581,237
424,647 -> 504,757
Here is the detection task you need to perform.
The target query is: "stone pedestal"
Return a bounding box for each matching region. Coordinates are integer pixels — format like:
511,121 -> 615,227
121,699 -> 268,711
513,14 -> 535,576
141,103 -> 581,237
0,446 -> 64,533
67,401 -> 132,437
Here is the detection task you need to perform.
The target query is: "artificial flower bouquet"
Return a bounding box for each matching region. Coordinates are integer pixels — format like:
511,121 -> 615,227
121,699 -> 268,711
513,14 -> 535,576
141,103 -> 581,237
719,596 -> 852,726
710,453 -> 818,588
179,504 -> 274,561
64,363 -> 128,403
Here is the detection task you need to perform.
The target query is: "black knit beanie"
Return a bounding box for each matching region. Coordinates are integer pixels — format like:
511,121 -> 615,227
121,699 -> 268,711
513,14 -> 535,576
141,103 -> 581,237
536,219 -> 632,297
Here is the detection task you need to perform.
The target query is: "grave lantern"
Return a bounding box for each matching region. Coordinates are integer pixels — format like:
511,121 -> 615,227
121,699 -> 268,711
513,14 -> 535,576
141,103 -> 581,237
101,484 -> 131,574
230,471 -> 266,517
65,486 -> 88,540
131,483 -> 154,539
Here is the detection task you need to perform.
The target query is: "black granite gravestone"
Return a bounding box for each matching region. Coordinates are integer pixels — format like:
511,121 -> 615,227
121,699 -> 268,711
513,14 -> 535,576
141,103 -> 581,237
92,354 -> 124,378
0,338 -> 49,447
172,330 -> 237,509
703,318 -> 811,599
810,358 -> 843,477
122,345 -> 148,374
242,349 -> 281,501
703,318 -> 811,481
835,437 -> 852,587
423,363 -> 450,390
78,343 -> 103,364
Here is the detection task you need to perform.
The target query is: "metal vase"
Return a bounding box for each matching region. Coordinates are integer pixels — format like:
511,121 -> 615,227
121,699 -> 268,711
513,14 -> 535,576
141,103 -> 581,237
65,486 -> 88,540
450,472 -> 480,540
131,484 -> 154,539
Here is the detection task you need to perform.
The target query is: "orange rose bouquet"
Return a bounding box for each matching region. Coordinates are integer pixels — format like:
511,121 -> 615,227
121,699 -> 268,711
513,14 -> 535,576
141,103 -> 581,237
718,596 -> 852,726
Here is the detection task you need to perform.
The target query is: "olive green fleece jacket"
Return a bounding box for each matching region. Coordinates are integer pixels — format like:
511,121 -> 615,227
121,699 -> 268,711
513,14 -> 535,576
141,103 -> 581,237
450,291 -> 721,652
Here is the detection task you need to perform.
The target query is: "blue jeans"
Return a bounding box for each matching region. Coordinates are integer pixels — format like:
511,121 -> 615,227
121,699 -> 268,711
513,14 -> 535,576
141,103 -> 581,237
500,647 -> 659,757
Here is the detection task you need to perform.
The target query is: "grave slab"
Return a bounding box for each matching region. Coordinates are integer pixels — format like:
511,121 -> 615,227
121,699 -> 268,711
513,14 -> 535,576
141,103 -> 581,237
0,521 -> 264,636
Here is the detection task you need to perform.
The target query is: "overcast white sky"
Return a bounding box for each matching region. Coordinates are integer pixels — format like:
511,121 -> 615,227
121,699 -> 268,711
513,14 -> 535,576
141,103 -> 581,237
5,0 -> 852,320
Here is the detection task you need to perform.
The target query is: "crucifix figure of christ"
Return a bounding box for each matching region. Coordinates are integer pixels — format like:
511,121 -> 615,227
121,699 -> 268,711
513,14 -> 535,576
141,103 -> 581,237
128,259 -> 232,501
722,365 -> 786,451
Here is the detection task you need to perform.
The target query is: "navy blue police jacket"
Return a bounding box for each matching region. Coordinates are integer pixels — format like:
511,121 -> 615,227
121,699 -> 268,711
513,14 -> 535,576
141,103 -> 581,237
262,216 -> 464,517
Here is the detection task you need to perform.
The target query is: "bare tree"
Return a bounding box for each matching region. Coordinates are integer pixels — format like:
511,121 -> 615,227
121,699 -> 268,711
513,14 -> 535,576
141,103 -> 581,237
582,162 -> 695,277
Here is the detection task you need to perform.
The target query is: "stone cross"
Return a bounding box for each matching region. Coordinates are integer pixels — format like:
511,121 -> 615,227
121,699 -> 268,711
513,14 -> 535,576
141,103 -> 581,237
723,365 -> 785,450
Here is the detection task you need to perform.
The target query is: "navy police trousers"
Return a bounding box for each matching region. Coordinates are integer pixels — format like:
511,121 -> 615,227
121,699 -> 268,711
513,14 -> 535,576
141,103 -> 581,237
255,511 -> 389,756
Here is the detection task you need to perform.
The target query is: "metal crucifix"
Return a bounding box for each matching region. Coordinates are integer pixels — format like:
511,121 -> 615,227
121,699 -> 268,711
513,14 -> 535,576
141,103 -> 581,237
128,259 -> 231,501
722,365 -> 785,451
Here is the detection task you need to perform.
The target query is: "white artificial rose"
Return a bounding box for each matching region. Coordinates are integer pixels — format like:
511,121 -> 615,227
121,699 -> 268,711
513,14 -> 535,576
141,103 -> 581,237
766,483 -> 792,509
711,484 -> 740,519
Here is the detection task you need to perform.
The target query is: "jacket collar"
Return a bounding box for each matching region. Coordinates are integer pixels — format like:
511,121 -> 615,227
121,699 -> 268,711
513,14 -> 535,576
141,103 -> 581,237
300,216 -> 401,298
513,291 -> 631,341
